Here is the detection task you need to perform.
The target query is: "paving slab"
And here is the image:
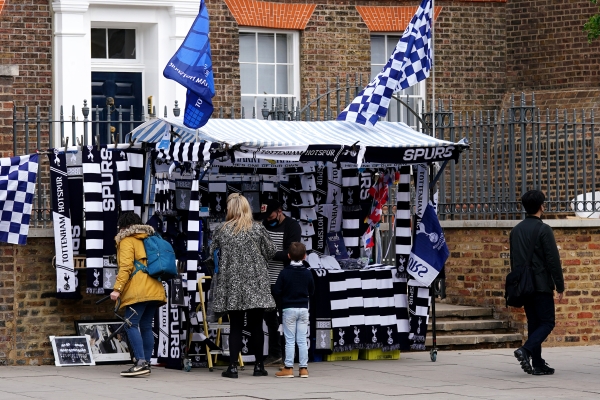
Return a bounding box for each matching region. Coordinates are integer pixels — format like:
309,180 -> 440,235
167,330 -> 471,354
1,346 -> 599,400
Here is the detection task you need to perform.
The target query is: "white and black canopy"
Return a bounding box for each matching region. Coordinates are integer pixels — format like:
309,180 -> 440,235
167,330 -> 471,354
129,117 -> 467,166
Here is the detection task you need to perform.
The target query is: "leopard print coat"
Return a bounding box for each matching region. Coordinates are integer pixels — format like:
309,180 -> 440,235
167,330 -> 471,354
209,222 -> 277,312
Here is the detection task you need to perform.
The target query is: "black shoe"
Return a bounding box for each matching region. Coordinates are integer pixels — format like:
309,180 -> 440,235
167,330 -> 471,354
253,363 -> 268,376
514,347 -> 533,374
120,361 -> 151,377
222,365 -> 238,379
532,363 -> 555,375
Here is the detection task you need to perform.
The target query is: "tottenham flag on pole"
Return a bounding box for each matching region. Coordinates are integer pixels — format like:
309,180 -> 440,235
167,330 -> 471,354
407,203 -> 448,287
163,0 -> 215,129
337,0 -> 433,126
0,154 -> 38,245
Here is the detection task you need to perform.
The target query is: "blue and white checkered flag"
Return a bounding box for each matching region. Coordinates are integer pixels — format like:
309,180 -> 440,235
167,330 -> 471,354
337,0 -> 433,126
0,154 -> 39,245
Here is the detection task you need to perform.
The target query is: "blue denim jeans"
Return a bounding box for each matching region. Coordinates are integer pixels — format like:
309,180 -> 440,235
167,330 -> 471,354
124,301 -> 160,363
282,308 -> 309,368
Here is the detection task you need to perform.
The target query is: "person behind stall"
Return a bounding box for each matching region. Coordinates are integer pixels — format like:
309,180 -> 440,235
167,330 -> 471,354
261,199 -> 302,367
273,242 -> 314,378
110,212 -> 167,378
210,193 -> 278,378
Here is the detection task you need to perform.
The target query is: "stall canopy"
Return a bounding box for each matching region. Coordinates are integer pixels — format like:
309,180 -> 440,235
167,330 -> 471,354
129,117 -> 467,166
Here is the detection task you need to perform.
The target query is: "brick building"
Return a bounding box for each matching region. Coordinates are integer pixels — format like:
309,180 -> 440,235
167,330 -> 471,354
0,0 -> 599,365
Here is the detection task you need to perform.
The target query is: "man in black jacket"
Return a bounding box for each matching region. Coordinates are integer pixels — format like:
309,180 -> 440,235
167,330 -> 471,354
261,199 -> 301,367
510,190 -> 564,375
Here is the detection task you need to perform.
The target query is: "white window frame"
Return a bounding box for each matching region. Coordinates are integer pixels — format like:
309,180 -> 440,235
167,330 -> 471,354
90,23 -> 144,74
370,33 -> 425,127
239,28 -> 300,118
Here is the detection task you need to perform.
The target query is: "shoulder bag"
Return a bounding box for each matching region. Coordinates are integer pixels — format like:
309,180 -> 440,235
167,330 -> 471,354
505,223 -> 542,308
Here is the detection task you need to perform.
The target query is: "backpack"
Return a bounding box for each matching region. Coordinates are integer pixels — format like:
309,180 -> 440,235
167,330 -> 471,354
131,232 -> 178,281
504,223 -> 542,308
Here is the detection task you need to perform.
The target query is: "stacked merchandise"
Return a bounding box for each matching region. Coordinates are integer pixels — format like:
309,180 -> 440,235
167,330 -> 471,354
310,265 -> 406,359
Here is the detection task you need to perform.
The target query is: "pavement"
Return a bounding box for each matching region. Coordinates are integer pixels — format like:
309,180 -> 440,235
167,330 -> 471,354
1,346 -> 600,400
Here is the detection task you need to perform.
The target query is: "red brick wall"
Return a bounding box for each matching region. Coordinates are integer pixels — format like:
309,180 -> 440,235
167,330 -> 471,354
506,0 -> 600,92
443,223 -> 600,346
207,0 -> 242,113
208,0 -> 509,116
0,0 -> 52,108
433,1 -> 507,111
0,73 -> 15,158
1,235 -> 114,366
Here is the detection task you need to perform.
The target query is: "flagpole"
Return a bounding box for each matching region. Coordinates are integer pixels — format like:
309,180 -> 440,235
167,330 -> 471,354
431,0 -> 435,139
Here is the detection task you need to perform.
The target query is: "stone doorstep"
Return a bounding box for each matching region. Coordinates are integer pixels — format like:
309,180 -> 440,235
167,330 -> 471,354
427,319 -> 507,331
430,303 -> 493,318
424,333 -> 523,346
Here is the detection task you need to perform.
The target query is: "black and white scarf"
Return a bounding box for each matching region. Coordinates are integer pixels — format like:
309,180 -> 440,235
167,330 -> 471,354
395,166 -> 412,274
393,272 -> 410,350
407,280 -> 431,351
66,149 -> 85,255
48,150 -> 76,295
82,146 -> 118,294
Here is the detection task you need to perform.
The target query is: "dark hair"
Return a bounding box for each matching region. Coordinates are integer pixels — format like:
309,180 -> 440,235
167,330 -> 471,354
521,190 -> 545,215
288,242 -> 307,262
117,212 -> 142,230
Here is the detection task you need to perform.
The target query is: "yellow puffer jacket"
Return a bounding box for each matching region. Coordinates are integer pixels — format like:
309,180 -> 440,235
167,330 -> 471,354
113,224 -> 167,310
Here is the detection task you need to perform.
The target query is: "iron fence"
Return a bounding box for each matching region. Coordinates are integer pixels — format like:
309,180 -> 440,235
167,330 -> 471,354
11,88 -> 600,227
428,94 -> 599,220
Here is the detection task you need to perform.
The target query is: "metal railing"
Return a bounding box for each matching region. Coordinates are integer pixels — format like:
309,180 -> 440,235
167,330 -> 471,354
427,94 -> 599,220
12,90 -> 600,227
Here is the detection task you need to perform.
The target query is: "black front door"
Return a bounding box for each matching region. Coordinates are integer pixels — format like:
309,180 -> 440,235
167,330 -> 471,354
91,72 -> 143,145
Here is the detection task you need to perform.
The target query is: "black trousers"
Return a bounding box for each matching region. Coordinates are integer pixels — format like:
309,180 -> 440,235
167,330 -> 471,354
264,286 -> 283,358
228,308 -> 265,366
523,292 -> 556,368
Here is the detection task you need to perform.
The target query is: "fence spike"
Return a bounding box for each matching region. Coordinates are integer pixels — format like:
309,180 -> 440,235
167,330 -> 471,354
82,100 -> 89,118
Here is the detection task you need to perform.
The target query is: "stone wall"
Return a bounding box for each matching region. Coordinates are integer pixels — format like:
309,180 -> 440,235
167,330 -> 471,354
442,220 -> 600,346
1,232 -> 114,366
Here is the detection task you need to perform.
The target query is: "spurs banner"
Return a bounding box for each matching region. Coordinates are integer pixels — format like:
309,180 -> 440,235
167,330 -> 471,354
48,150 -> 76,293
151,138 -> 465,167
235,144 -> 366,166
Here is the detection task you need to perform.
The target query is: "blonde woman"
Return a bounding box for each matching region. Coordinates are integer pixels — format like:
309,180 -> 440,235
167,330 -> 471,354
209,193 -> 277,378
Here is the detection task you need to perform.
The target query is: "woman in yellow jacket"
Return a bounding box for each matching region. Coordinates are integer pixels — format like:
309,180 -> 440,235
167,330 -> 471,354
110,212 -> 166,377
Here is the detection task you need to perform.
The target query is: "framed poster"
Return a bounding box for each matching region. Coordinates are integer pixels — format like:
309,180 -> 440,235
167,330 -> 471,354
74,320 -> 133,363
49,335 -> 95,366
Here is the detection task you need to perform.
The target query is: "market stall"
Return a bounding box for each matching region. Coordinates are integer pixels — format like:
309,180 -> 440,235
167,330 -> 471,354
47,116 -> 467,368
